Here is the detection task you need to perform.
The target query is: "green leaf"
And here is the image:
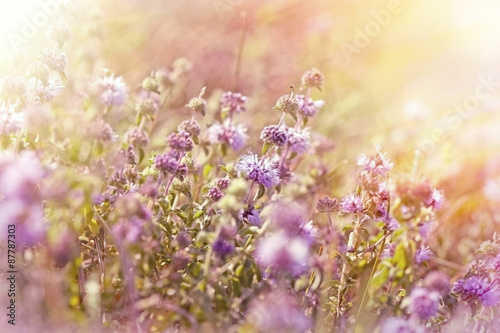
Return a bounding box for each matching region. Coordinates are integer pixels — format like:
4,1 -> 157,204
193,210 -> 204,219
88,218 -> 100,236
371,265 -> 390,290
393,243 -> 409,271
203,164 -> 213,178
138,148 -> 145,164
136,113 -> 143,126
254,184 -> 266,200
262,142 -> 271,155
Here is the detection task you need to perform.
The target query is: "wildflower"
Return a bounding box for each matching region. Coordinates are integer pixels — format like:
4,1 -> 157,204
26,61 -> 50,83
406,287 -> 440,320
125,128 -> 149,148
236,151 -> 280,188
47,21 -> 71,47
295,94 -> 325,118
271,202 -> 306,232
477,239 -> 500,257
256,231 -> 310,276
453,276 -> 499,306
136,91 -> 160,116
0,103 -> 24,135
28,76 -> 65,103
212,237 -> 235,257
423,271 -> 450,295
185,88 -> 207,116
415,245 -> 433,264
274,94 -> 300,116
357,147 -> 393,177
340,193 -> 363,214
220,91 -> 248,114
287,127 -> 311,154
216,178 -> 230,189
380,317 -> 426,333
316,196 -> 339,213
260,125 -> 288,146
418,220 -> 435,240
207,187 -> 224,202
172,178 -> 192,194
91,119 -> 116,142
383,216 -> 400,232
154,152 -> 179,174
301,68 -> 324,90
178,119 -> 201,138
112,218 -> 144,244
141,76 -> 160,93
246,289 -> 312,333
166,131 -> 193,152
241,204 -> 261,226
207,119 -> 248,151
0,75 -> 26,101
425,188 -> 445,210
39,48 -> 67,73
96,74 -> 128,107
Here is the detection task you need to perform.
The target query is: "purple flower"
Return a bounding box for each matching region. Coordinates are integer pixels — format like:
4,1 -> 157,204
212,237 -> 235,257
340,193 -> 363,214
112,218 -> 144,244
380,317 -> 426,333
425,188 -> 445,210
96,74 -> 128,107
383,216 -> 400,232
220,91 -> 248,114
357,147 -> 393,177
453,276 -> 499,306
178,119 -> 201,138
301,68 -> 324,90
316,196 -> 339,213
236,151 -> 280,188
260,125 -> 288,146
287,127 -> 311,154
295,94 -> 325,118
207,119 -> 248,151
271,202 -> 306,232
40,48 -> 67,73
154,152 -> 179,174
256,231 -> 310,276
166,130 -> 193,151
0,103 -> 24,135
246,289 -> 312,333
207,187 -> 224,202
242,205 -> 261,226
406,287 -> 440,320
423,271 -> 450,295
136,90 -> 160,116
415,245 -> 433,264
125,128 -> 149,148
215,178 -> 230,189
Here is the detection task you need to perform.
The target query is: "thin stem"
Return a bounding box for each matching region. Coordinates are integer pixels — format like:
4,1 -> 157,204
233,11 -> 247,91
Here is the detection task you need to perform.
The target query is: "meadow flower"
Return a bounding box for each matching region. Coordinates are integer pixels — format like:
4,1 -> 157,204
260,125 -> 288,146
287,127 -> 311,154
212,237 -> 235,257
216,178 -> 230,189
453,276 -> 499,306
236,151 -> 280,188
207,119 -> 248,150
316,196 -> 339,213
166,130 -> 193,151
220,91 -> 248,114
380,317 -> 426,333
178,119 -> 201,138
47,21 -> 71,47
0,75 -> 26,102
383,216 -> 400,232
357,148 -> 393,177
295,94 -> 325,118
246,289 -> 312,333
406,287 -> 440,320
141,76 -> 160,93
415,245 -> 433,264
241,204 -> 261,226
154,152 -> 179,174
340,193 -> 363,214
185,90 -> 207,116
274,94 -> 300,115
125,128 -> 149,147
136,91 -> 160,116
271,202 -> 306,232
40,48 -> 68,73
425,188 -> 445,210
423,271 -> 450,295
28,76 -> 65,103
91,119 -> 116,142
256,231 -> 310,276
26,61 -> 50,83
0,103 -> 24,135
96,74 -> 128,107
207,187 -> 224,202
112,218 -> 144,244
301,68 -> 324,90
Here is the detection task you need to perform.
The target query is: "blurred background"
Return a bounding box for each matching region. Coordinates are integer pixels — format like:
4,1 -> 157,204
2,0 -> 500,267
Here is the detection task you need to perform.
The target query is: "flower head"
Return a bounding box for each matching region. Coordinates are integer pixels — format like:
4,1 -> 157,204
0,103 -> 24,135
415,245 -> 433,264
166,131 -> 193,152
406,287 -> 440,320
39,48 -> 67,73
340,193 -> 363,214
316,196 -> 339,213
236,151 -> 280,188
260,125 -> 288,146
287,127 -> 311,154
96,74 -> 128,107
295,94 -> 325,118
301,68 -> 324,90
426,188 -> 445,210
154,151 -> 179,174
125,128 -> 149,148
136,91 -> 160,116
220,91 -> 248,114
357,147 -> 393,177
241,204 -> 261,226
47,21 -> 71,47
453,276 -> 499,306
178,119 -> 201,138
207,119 -> 248,151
